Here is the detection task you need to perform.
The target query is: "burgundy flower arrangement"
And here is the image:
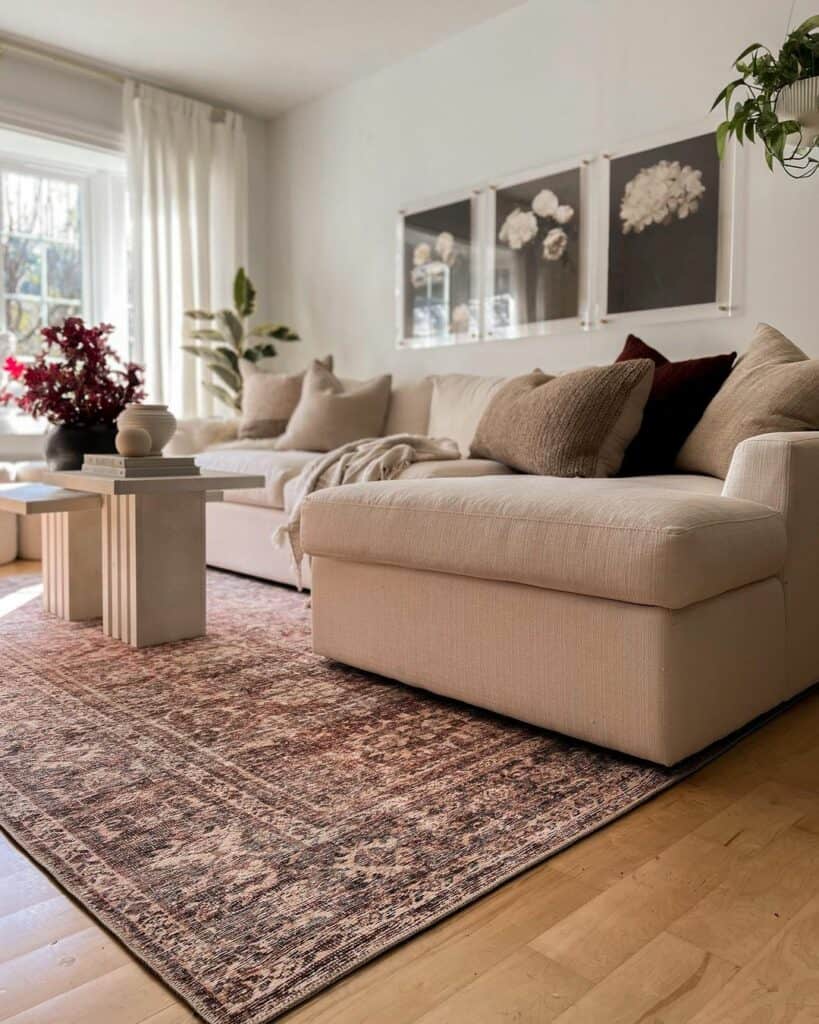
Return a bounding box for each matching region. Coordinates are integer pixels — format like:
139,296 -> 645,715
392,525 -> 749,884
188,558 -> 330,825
0,318 -> 144,426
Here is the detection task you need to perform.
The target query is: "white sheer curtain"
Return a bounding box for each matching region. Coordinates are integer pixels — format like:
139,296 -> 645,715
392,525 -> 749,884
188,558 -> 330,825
124,81 -> 248,416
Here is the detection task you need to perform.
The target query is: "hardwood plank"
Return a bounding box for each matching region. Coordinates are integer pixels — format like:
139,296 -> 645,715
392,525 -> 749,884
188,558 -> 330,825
0,841 -> 27,879
1,963 -> 175,1024
688,893 -> 819,1023
549,931 -> 737,1024
549,784 -> 734,892
693,779 -> 818,854
0,927 -> 130,1020
530,834 -> 736,983
0,895 -> 91,963
670,812 -> 819,966
0,868 -> 59,918
0,561 -> 41,577
137,1005 -> 201,1023
412,947 -> 591,1024
282,867 -> 598,1023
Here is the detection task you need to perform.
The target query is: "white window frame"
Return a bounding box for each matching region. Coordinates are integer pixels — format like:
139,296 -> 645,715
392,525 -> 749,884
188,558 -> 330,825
0,128 -> 128,441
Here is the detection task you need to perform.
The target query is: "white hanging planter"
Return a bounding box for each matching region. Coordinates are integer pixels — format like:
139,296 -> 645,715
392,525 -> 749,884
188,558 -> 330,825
776,74 -> 819,143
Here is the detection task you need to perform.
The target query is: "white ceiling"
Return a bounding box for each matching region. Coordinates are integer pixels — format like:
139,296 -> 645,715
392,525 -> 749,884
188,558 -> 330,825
0,0 -> 524,118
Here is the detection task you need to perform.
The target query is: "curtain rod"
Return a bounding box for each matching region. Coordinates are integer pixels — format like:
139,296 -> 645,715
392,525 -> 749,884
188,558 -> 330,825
0,38 -> 125,85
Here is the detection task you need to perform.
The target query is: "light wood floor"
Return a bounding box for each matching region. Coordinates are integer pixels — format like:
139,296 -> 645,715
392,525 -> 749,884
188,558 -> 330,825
1,558 -> 818,1023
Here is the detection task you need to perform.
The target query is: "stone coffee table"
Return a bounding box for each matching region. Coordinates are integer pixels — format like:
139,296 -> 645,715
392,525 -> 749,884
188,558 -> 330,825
0,469 -> 264,648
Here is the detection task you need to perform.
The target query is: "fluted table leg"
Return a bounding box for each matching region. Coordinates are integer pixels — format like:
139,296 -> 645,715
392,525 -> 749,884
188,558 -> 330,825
101,491 -> 206,648
41,509 -> 103,621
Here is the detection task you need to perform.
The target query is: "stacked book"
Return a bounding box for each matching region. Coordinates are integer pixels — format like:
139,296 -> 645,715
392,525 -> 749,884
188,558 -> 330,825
82,454 -> 201,478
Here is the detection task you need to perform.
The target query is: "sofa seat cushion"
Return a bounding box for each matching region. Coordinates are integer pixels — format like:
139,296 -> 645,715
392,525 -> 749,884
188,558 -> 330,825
301,475 -> 785,609
196,449 -> 317,509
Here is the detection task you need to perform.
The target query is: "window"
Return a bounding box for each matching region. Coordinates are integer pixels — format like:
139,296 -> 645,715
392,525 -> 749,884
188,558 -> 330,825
0,127 -> 127,437
1,170 -> 85,357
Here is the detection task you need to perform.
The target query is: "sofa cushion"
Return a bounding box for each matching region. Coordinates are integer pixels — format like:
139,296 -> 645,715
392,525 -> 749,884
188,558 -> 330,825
274,361 -> 392,452
426,374 -> 505,455
470,361 -> 654,477
615,334 -> 736,475
384,378 -> 434,436
196,448 -> 316,509
239,355 -> 333,439
677,323 -> 819,478
301,475 -> 784,609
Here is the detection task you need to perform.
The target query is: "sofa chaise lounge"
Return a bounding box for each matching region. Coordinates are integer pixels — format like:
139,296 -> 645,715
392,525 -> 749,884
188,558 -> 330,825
181,369 -> 818,765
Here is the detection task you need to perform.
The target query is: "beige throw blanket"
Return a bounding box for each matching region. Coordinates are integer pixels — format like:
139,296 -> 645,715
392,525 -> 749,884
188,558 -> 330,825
274,434 -> 460,587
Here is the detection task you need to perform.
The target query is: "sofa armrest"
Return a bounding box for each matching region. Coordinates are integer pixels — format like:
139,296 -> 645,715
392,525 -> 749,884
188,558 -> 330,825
166,417 -> 239,455
723,431 -> 819,696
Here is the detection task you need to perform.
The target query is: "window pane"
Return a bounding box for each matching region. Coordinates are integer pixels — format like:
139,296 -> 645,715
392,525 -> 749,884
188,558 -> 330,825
1,172 -> 44,236
2,236 -> 42,296
42,179 -> 81,244
47,301 -> 80,327
46,243 -> 82,300
5,298 -> 42,356
1,171 -> 81,245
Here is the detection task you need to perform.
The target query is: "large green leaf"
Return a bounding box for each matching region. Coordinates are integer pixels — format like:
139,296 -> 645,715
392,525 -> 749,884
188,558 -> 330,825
209,363 -> 242,390
190,328 -> 225,342
217,309 -> 244,347
716,121 -> 732,159
795,15 -> 819,35
215,346 -> 240,372
247,342 -> 278,360
249,322 -> 300,341
203,381 -> 240,411
734,41 -> 764,64
233,267 -> 257,318
182,344 -> 215,360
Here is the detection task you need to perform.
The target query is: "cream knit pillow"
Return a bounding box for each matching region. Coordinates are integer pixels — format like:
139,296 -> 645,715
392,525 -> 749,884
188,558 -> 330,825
274,361 -> 392,452
676,324 -> 819,478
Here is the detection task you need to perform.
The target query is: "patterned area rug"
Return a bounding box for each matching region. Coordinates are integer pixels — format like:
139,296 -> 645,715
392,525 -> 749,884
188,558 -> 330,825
0,570 -> 753,1023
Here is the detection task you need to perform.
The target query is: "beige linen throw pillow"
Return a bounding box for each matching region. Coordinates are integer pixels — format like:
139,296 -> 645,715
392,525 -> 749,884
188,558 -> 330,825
275,360 -> 392,452
470,360 -> 655,477
239,355 -> 333,439
676,324 -> 819,478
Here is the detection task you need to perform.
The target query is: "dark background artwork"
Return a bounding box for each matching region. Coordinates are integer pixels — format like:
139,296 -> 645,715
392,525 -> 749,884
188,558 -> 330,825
492,166 -> 581,329
607,133 -> 720,314
403,199 -> 474,341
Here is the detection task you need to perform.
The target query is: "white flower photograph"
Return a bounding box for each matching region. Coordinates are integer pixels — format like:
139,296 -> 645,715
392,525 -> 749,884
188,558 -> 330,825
607,132 -> 720,314
490,166 -> 582,335
401,197 -> 478,344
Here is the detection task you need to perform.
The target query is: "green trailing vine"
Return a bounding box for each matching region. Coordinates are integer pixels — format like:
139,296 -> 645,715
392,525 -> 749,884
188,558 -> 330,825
713,15 -> 819,178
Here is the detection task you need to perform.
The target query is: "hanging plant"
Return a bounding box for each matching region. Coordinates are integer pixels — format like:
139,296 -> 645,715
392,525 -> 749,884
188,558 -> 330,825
712,15 -> 819,178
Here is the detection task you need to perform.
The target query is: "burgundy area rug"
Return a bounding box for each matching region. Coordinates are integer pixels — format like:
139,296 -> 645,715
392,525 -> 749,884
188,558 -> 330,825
0,570 -> 751,1023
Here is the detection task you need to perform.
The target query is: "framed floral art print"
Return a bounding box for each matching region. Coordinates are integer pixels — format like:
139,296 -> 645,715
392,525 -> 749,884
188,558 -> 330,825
597,128 -> 740,325
396,189 -> 482,349
483,158 -> 592,341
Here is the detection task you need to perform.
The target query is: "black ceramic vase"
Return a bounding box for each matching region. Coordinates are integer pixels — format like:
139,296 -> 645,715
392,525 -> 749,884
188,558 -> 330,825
44,423 -> 118,471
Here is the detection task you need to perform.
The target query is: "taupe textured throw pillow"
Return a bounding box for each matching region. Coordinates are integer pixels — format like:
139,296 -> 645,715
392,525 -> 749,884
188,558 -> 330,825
676,323 -> 819,478
470,360 -> 655,477
239,355 -> 333,439
274,360 -> 392,452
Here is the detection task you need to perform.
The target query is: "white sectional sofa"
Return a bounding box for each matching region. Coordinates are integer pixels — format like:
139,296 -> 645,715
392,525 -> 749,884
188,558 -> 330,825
137,372 -> 819,765
184,378 -> 514,586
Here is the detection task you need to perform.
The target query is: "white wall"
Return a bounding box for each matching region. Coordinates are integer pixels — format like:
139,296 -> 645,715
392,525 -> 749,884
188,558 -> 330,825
0,52 -> 272,317
267,0 -> 818,381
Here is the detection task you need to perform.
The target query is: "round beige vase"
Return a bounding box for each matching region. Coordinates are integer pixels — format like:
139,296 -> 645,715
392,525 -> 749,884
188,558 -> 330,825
776,75 -> 819,143
117,404 -> 177,455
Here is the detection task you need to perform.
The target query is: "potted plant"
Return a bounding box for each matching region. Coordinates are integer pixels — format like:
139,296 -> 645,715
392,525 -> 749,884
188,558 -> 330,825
713,15 -> 819,177
0,318 -> 145,470
183,267 -> 299,412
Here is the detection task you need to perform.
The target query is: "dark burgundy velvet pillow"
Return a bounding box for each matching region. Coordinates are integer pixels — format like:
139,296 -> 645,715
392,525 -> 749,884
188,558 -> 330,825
615,335 -> 735,475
